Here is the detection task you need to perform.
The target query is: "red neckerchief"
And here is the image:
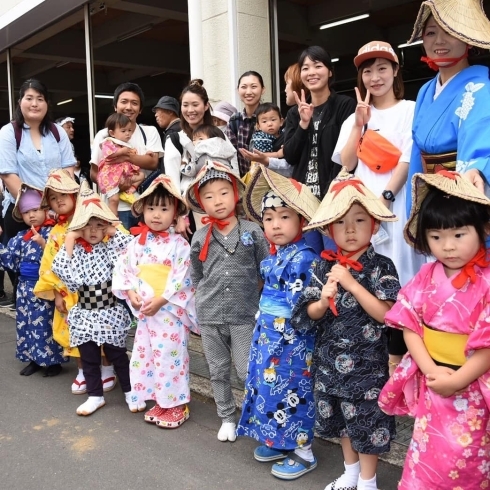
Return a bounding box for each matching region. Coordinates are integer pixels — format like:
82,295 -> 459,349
23,218 -> 56,241
451,246 -> 489,289
130,222 -> 169,245
267,217 -> 305,255
199,213 -> 234,261
57,211 -> 74,225
320,246 -> 367,316
76,237 -> 93,253
420,47 -> 469,71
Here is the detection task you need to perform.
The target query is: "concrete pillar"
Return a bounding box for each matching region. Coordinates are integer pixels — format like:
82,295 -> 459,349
200,0 -> 272,109
188,0 -> 204,79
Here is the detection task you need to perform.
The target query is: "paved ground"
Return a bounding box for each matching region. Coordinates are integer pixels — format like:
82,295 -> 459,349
0,314 -> 402,490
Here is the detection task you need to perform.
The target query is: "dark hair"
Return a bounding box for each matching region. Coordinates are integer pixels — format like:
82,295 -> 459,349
113,82 -> 145,109
237,71 -> 265,89
14,79 -> 53,135
255,102 -> 282,119
298,46 -> 334,88
105,113 -> 131,132
192,124 -> 226,141
142,185 -> 173,209
414,187 -> 490,254
180,79 -> 213,137
357,58 -> 404,100
284,63 -> 309,100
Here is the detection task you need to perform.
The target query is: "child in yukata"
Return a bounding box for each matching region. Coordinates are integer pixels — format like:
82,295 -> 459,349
51,181 -> 135,416
292,168 -> 401,490
379,170 -> 490,489
186,160 -> 269,442
0,183 -> 65,376
236,165 -> 321,481
112,174 -> 199,429
97,113 -> 145,217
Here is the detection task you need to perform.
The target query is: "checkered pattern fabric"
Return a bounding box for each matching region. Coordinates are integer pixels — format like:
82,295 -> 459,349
78,281 -> 117,310
225,109 -> 256,177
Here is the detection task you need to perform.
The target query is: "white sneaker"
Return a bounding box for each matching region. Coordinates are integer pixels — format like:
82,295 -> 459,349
76,396 -> 105,416
217,422 -> 237,442
125,392 -> 146,413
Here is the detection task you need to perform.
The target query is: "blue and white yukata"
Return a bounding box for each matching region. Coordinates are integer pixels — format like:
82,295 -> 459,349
0,226 -> 65,366
236,239 -> 318,450
407,65 -> 490,216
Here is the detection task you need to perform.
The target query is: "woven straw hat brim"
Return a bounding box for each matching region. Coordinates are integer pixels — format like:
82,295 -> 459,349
243,164 -> 320,225
405,171 -> 490,245
131,174 -> 187,217
409,0 -> 490,49
40,169 -> 80,208
12,183 -> 45,222
304,167 -> 397,231
68,180 -> 118,231
185,160 -> 244,214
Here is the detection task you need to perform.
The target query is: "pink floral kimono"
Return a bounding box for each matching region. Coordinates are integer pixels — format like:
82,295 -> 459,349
379,261 -> 490,490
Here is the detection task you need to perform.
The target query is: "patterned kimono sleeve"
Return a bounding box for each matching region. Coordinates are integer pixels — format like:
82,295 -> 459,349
112,237 -> 139,301
100,139 -> 117,159
467,286 -> 490,353
290,259 -> 327,333
105,229 -> 133,265
285,251 -> 318,309
384,268 -> 425,336
51,246 -> 80,293
457,84 -> 490,182
0,233 -> 23,272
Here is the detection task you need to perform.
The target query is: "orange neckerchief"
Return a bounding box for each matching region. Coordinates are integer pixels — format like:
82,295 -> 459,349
199,213 -> 234,261
320,246 -> 367,316
75,237 -> 93,253
23,218 -> 56,241
130,222 -> 169,245
451,246 -> 489,289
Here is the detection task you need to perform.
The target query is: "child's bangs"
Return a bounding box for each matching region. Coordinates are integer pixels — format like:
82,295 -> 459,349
143,186 -> 173,207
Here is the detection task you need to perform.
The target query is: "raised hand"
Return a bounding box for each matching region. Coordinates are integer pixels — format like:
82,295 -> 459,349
354,87 -> 371,128
293,89 -> 314,129
30,226 -> 46,249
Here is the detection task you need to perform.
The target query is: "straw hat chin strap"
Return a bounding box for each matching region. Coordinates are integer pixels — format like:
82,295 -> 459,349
421,46 -> 469,71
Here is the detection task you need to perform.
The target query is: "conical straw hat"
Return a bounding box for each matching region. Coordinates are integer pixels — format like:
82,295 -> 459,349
304,167 -> 397,231
12,183 -> 45,222
132,174 -> 187,217
408,0 -> 490,48
40,168 -> 80,208
243,164 -> 320,225
68,180 -> 118,231
185,160 -> 245,214
405,170 -> 490,245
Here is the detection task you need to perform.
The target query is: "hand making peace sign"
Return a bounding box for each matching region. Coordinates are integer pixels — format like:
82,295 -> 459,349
293,89 -> 314,129
354,87 -> 371,128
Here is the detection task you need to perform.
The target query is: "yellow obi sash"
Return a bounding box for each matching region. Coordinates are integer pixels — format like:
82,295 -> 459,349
423,324 -> 468,368
137,264 -> 170,297
421,151 -> 456,174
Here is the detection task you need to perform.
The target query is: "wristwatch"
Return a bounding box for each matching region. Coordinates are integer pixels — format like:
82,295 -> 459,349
382,190 -> 395,202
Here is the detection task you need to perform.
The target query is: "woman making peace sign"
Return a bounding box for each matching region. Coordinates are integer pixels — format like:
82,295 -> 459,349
332,41 -> 425,369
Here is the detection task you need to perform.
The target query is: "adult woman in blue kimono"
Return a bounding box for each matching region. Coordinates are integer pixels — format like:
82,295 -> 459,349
406,0 -> 490,215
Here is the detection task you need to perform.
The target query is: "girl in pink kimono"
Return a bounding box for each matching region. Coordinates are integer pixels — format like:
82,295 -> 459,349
112,174 -> 199,429
379,170 -> 490,490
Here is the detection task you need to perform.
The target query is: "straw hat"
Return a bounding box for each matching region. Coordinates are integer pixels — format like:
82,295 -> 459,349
40,168 -> 80,208
68,180 -> 118,231
405,170 -> 490,245
131,174 -> 187,217
12,183 -> 45,222
185,160 -> 245,214
304,167 -> 397,231
243,164 -> 320,225
408,0 -> 490,48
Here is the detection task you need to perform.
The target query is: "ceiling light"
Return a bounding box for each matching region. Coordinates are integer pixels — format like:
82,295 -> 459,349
331,58 -> 339,63
57,99 -> 73,106
95,94 -> 113,99
398,40 -> 423,49
117,24 -> 154,42
320,14 -> 369,30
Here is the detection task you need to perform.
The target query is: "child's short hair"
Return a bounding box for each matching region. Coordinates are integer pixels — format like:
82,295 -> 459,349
192,124 -> 225,141
105,113 -> 131,132
414,187 -> 490,254
141,185 -> 174,210
256,102 -> 282,119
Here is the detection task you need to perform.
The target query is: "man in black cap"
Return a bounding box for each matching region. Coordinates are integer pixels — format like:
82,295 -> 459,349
153,96 -> 181,139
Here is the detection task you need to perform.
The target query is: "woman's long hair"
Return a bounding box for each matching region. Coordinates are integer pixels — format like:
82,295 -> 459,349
179,79 -> 213,138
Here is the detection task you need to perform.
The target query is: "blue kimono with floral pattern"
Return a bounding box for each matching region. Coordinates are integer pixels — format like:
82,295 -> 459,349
0,227 -> 65,366
236,239 -> 318,450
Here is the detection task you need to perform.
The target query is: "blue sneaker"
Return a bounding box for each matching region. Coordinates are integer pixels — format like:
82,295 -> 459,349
271,453 -> 317,480
253,445 -> 288,462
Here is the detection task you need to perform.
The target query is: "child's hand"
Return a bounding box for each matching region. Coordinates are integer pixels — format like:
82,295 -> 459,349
30,227 -> 46,249
426,369 -> 460,398
320,276 -> 337,307
139,296 -> 167,317
54,291 -> 67,315
105,225 -> 118,237
65,230 -> 84,257
128,290 -> 143,311
328,264 -> 357,292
